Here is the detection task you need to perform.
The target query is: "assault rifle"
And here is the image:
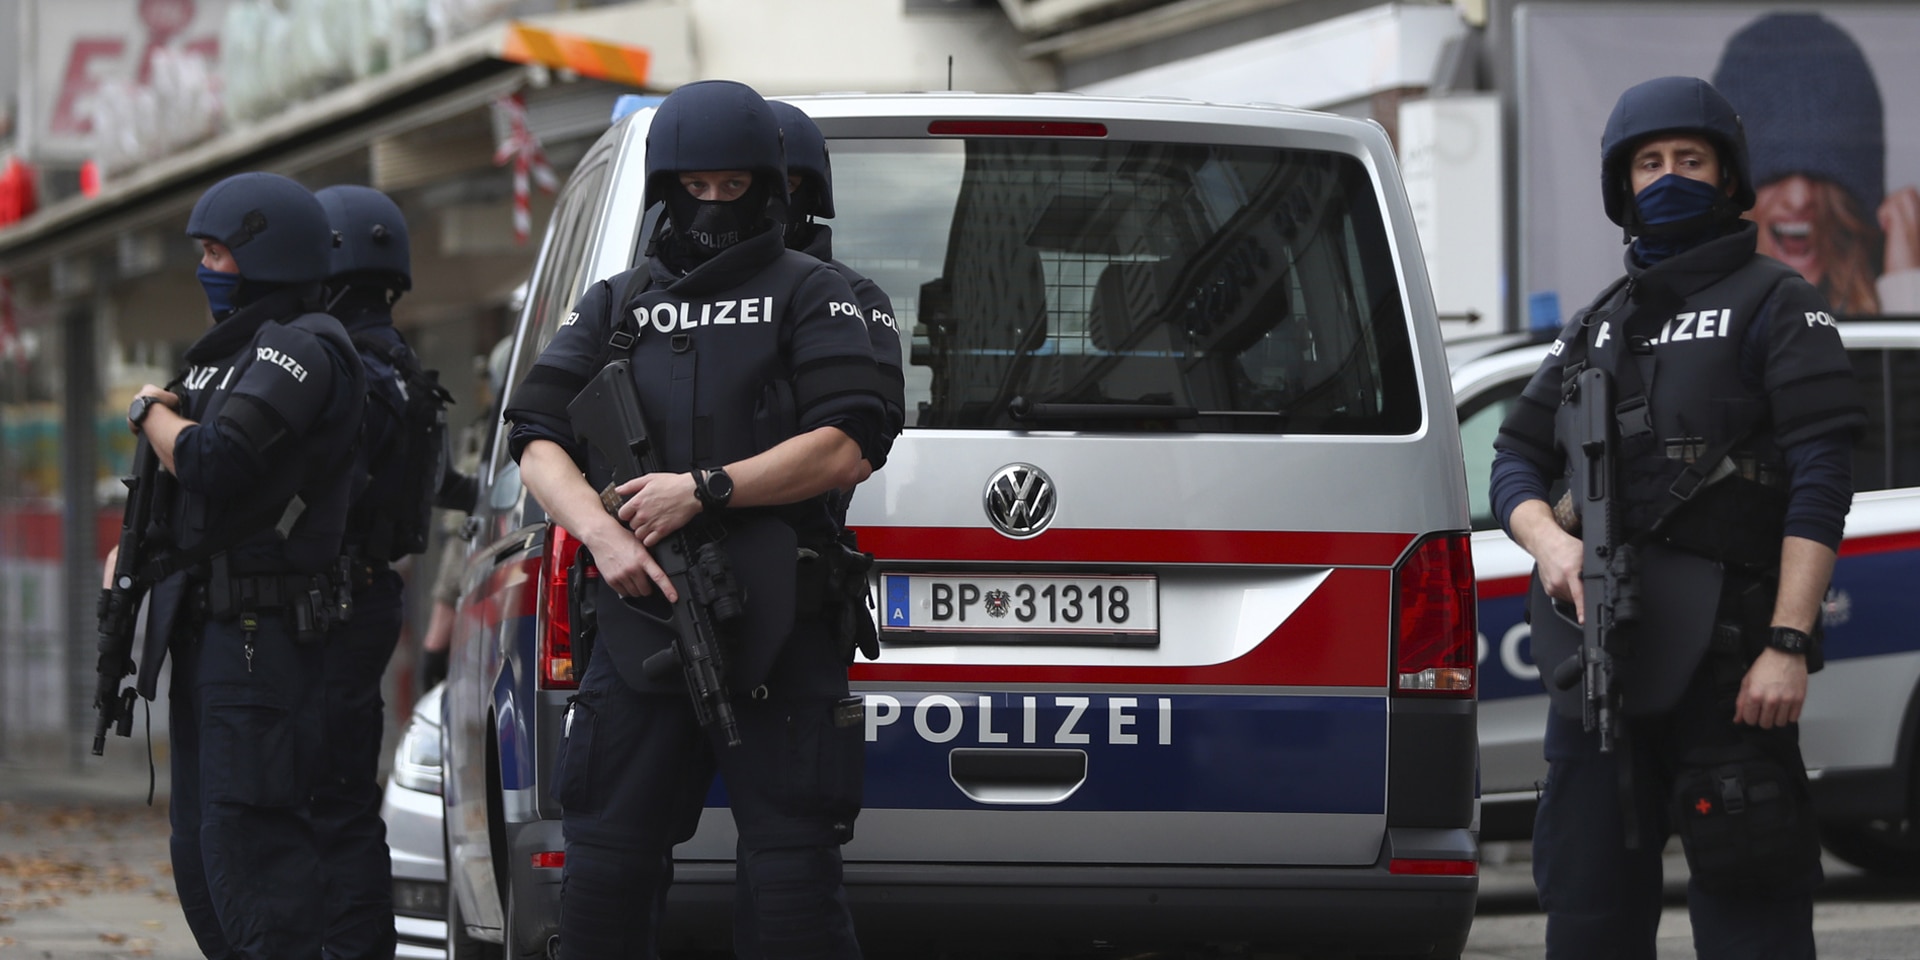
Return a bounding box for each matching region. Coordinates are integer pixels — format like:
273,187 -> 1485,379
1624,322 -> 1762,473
569,361 -> 746,746
93,438 -> 159,756
1549,366 -> 1642,754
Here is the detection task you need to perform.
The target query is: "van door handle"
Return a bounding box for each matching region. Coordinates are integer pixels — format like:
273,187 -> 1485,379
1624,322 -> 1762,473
948,748 -> 1087,805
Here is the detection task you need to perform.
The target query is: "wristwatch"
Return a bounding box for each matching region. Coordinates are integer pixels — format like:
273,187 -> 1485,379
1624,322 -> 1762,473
694,467 -> 734,512
128,395 -> 162,432
1768,626 -> 1813,656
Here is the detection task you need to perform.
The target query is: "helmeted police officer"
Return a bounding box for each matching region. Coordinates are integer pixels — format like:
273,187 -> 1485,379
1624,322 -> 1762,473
1489,77 -> 1864,959
504,80 -> 886,959
128,172 -> 367,959
769,98 -> 906,506
314,183 -> 436,960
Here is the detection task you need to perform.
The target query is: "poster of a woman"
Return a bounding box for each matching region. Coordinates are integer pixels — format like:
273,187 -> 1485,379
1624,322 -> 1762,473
1714,12 -> 1920,315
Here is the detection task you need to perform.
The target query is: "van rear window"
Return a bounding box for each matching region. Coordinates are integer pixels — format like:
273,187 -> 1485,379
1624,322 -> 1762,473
829,137 -> 1419,435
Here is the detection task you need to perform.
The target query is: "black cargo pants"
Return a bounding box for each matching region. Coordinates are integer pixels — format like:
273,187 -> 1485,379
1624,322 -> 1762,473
169,607 -> 329,960
555,619 -> 865,959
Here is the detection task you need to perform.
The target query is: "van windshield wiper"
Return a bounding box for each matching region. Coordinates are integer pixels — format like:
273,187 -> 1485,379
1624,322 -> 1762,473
1007,397 -> 1291,423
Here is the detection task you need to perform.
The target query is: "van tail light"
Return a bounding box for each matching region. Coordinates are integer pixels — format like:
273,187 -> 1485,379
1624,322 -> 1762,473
928,120 -> 1107,138
538,525 -> 592,690
1388,857 -> 1477,876
1392,533 -> 1476,697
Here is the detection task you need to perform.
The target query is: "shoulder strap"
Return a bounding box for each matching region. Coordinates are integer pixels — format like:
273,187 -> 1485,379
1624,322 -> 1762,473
1557,275 -> 1633,375
598,270 -> 655,369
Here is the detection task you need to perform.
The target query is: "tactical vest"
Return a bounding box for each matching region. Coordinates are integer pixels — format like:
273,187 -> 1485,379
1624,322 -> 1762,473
582,248 -> 837,695
171,311 -> 364,575
1560,255 -> 1800,567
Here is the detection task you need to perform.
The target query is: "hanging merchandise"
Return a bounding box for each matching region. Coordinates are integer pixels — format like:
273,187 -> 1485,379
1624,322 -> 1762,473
427,0 -> 516,47
0,156 -> 37,227
493,92 -> 556,244
88,46 -> 224,176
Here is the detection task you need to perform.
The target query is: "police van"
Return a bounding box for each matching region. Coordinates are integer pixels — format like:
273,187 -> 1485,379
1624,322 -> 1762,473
441,92 -> 1479,959
1459,324 -> 1920,871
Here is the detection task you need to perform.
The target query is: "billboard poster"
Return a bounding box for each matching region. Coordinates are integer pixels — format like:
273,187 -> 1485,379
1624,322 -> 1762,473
23,0 -> 227,163
1516,3 -> 1920,322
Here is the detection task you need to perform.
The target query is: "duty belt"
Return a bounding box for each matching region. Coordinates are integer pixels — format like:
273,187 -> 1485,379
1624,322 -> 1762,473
198,554 -> 355,641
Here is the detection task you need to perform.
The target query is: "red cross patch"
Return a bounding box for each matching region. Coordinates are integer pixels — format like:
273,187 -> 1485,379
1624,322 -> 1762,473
1695,797 -> 1714,816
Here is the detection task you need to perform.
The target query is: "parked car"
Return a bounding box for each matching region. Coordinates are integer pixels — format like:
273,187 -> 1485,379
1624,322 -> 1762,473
1458,321 -> 1920,874
443,92 -> 1480,959
381,681 -> 449,959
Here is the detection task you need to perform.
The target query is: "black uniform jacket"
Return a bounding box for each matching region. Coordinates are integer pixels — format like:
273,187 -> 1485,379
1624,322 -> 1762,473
505,227 -> 888,693
1496,222 -> 1863,715
137,285 -> 367,697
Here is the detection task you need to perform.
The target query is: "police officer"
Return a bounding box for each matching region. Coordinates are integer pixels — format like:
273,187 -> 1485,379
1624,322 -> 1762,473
503,80 -> 886,958
769,98 -> 906,504
1489,76 -> 1863,959
128,172 -> 366,958
314,183 -> 432,960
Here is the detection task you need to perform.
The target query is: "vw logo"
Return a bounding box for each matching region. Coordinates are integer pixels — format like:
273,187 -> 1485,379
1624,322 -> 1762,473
983,463 -> 1056,538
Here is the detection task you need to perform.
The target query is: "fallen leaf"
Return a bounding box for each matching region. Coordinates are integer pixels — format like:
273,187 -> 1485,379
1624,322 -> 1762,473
99,931 -> 128,944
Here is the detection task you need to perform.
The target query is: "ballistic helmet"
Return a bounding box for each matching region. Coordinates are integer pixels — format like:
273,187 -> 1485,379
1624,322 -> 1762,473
316,184 -> 412,290
186,173 -> 333,285
642,80 -> 787,215
769,100 -> 834,219
1599,76 -> 1755,229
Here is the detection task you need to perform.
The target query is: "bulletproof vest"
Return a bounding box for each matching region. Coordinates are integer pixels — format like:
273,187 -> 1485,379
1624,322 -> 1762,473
169,308 -> 364,575
344,316 -> 453,563
583,245 -> 830,695
1563,255 -> 1799,553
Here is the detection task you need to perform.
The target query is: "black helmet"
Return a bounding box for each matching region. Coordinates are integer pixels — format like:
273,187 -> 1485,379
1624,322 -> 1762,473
642,80 -> 787,216
186,172 -> 333,285
316,184 -> 412,290
1599,76 -> 1754,230
769,99 -> 833,219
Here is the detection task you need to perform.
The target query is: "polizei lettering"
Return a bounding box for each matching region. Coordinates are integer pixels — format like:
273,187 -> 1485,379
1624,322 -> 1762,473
1654,308 -> 1735,344
864,693 -> 1175,746
631,297 -> 777,336
256,347 -> 308,383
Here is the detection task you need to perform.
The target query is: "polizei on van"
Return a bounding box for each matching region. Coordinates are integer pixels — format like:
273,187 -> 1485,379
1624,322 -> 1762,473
439,92 -> 1478,959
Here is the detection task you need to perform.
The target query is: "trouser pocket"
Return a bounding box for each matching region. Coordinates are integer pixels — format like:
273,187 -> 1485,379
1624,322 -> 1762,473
203,684 -> 309,808
1671,732 -> 1818,895
555,698 -> 599,815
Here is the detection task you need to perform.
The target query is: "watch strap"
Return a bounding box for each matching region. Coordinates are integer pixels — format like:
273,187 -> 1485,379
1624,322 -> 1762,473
1768,625 -> 1813,656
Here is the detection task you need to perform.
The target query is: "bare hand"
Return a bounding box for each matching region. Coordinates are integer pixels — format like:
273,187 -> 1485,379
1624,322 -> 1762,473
1881,187 -> 1920,275
1536,528 -> 1586,622
1735,647 -> 1808,728
614,473 -> 700,548
586,529 -> 676,603
102,545 -> 119,590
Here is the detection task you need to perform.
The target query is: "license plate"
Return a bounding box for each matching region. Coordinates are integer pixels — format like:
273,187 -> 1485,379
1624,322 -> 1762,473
880,573 -> 1159,644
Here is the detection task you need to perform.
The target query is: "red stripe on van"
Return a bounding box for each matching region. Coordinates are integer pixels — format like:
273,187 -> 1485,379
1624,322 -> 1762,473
852,527 -> 1415,568
1838,530 -> 1920,558
1478,575 -> 1529,599
851,567 -> 1390,688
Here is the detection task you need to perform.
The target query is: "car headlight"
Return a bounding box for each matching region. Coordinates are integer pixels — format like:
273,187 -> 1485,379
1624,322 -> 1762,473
390,719 -> 443,796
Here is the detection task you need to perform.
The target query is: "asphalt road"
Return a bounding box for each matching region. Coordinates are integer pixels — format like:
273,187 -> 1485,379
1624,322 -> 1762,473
4,765 -> 1919,959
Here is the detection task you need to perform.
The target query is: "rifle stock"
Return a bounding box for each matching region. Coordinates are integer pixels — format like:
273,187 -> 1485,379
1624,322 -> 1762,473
568,360 -> 745,746
93,438 -> 158,756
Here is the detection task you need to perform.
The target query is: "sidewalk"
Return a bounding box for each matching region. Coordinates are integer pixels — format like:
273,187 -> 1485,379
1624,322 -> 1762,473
0,758 -> 200,960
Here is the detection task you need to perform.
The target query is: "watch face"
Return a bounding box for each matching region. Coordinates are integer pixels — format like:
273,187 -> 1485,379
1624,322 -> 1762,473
129,396 -> 153,424
709,469 -> 734,499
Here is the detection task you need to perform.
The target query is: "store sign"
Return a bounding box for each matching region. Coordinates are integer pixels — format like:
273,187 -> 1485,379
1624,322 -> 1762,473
24,0 -> 227,162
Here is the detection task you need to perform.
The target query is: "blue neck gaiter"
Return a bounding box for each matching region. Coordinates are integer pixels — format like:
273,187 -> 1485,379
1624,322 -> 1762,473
1631,174 -> 1726,265
198,266 -> 242,319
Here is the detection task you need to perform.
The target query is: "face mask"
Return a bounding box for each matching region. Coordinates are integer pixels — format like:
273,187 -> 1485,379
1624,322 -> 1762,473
1633,173 -> 1724,228
664,181 -> 769,260
198,266 -> 242,318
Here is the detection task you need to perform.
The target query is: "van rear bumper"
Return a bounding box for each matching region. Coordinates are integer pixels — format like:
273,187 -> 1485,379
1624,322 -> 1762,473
662,860 -> 1476,957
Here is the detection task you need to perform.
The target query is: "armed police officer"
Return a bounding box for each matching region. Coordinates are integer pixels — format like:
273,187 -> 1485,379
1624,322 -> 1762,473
1489,77 -> 1864,959
503,80 -> 887,959
125,172 -> 367,958
315,183 -> 451,960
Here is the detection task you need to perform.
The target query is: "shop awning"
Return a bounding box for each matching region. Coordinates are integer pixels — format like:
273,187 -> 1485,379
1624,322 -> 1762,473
0,3 -> 691,273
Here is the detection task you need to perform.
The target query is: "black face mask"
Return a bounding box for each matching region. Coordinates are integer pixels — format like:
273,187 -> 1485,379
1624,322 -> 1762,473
664,181 -> 770,260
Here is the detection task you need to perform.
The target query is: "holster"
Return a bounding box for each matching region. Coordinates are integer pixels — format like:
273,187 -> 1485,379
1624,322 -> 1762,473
797,534 -> 880,663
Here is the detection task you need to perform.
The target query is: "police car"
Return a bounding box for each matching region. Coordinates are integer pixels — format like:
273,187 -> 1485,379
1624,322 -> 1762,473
1459,322 -> 1920,872
441,93 -> 1479,958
